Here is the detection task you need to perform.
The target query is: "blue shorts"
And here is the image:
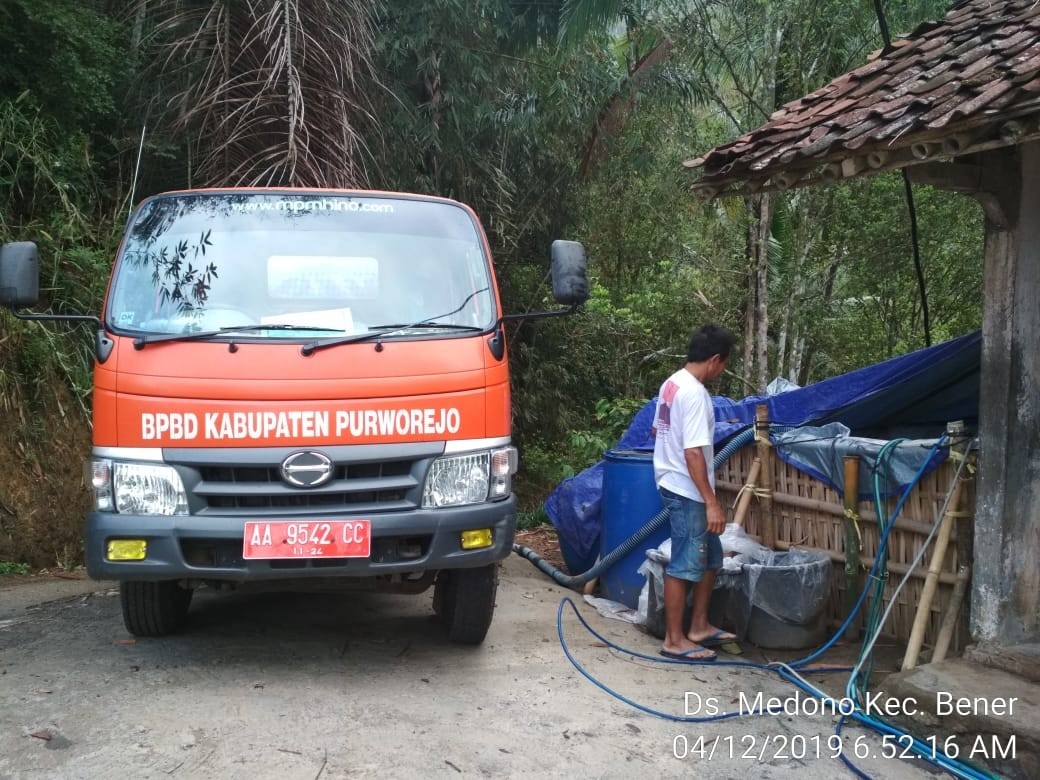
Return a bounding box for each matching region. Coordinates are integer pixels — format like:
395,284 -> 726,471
659,487 -> 723,582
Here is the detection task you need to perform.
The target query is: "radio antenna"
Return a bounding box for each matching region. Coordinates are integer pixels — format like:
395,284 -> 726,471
128,125 -> 146,221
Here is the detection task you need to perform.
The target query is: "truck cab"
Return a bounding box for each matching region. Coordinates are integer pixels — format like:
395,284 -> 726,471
0,189 -> 588,644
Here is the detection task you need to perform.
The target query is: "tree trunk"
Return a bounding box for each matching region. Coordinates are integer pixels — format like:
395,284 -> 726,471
754,194 -> 771,391
777,273 -> 800,379
742,218 -> 756,387
797,251 -> 840,386
421,51 -> 443,191
790,334 -> 804,383
132,1 -> 147,54
578,37 -> 673,181
742,193 -> 772,392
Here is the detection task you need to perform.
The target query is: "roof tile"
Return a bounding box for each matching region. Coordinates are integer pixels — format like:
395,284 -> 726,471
929,79 -> 1017,127
688,0 -> 1040,191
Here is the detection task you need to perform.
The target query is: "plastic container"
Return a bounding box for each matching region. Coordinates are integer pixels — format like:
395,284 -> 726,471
717,548 -> 833,650
599,449 -> 668,609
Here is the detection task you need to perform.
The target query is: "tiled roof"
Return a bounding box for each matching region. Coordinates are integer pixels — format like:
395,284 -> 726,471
685,0 -> 1040,197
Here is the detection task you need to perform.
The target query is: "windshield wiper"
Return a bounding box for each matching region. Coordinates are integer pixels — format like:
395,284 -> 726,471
300,321 -> 483,356
302,288 -> 491,356
133,323 -> 343,350
370,322 -> 483,331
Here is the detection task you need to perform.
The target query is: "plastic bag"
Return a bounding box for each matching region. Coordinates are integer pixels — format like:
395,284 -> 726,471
583,594 -> 643,624
636,538 -> 670,630
742,547 -> 831,623
766,377 -> 800,395
719,523 -> 771,558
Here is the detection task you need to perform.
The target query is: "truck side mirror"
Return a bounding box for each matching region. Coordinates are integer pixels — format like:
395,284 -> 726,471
550,240 -> 589,306
0,241 -> 40,308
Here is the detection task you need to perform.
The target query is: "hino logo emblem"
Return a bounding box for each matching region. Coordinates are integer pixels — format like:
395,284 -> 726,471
280,451 -> 333,488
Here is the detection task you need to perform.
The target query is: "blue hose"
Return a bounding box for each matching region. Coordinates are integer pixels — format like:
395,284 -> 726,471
535,427 -> 995,780
513,505 -> 671,588
513,425 -> 763,587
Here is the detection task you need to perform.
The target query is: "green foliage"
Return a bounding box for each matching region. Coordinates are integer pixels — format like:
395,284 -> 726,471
570,397 -> 648,463
0,97 -> 119,409
11,323 -> 51,405
514,395 -> 646,514
0,0 -> 123,127
0,0 -> 991,563
371,0 -> 599,256
515,506 -> 552,531
812,174 -> 982,371
0,561 -> 31,576
0,97 -> 95,226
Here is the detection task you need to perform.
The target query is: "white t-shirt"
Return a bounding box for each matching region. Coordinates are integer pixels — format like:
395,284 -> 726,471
652,367 -> 715,502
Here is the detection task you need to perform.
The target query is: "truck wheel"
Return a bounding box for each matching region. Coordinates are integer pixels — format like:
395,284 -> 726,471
120,581 -> 193,637
435,564 -> 498,645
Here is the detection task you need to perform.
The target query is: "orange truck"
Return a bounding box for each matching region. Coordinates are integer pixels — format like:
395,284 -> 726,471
0,189 -> 588,644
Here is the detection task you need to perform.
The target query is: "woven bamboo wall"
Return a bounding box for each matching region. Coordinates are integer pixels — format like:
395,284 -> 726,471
715,444 -> 975,657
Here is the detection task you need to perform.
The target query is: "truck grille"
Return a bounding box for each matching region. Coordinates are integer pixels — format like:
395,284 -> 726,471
165,445 -> 439,516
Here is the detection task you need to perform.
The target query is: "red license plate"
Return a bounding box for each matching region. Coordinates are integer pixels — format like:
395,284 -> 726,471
242,520 -> 371,559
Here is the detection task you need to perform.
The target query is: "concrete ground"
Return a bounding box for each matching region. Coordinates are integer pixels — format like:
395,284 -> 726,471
880,648 -> 1040,779
0,570 -> 101,619
0,556 -> 1023,779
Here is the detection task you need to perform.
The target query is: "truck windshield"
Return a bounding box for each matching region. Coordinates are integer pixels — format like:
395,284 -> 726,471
107,192 -> 496,339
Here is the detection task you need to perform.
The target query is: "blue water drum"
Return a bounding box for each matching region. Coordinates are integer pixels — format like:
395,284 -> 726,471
600,449 -> 668,609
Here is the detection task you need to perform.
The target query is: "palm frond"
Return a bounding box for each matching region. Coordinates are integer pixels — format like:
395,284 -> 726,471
558,0 -> 627,48
135,0 -> 379,188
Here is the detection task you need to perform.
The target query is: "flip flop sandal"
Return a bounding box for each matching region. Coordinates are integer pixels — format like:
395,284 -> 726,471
659,646 -> 717,663
694,629 -> 738,647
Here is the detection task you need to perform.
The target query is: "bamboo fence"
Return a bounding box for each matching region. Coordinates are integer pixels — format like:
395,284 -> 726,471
715,440 -> 976,658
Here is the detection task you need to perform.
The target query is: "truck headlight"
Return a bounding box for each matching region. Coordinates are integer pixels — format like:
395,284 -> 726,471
89,459 -> 189,516
422,446 -> 517,508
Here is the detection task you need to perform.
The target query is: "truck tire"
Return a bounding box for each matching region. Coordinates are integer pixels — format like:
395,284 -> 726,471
435,563 -> 498,645
120,580 -> 193,637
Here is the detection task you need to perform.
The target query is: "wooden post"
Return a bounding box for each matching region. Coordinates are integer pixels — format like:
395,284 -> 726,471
902,475 -> 966,670
931,565 -> 971,664
755,404 -> 775,549
842,455 -> 861,641
732,456 -> 761,528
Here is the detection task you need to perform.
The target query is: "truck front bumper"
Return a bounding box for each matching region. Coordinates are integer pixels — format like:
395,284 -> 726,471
85,498 -> 516,582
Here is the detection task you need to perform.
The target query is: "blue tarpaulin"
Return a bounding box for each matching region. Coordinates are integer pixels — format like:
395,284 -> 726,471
544,330 -> 980,574
772,423 -> 949,502
712,329 -> 980,443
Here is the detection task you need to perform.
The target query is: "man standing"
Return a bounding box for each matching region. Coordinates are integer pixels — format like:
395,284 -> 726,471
652,325 -> 737,662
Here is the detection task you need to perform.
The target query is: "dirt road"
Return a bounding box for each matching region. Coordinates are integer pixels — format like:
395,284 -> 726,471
1,555 -> 939,779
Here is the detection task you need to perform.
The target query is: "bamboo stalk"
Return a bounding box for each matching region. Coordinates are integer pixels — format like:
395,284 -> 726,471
731,456 -> 761,527
717,479 -> 842,514
714,449 -> 974,653
842,455 -> 861,641
715,480 -> 951,536
902,476 -> 966,670
771,540 -> 961,585
931,565 -> 970,663
755,405 -> 775,549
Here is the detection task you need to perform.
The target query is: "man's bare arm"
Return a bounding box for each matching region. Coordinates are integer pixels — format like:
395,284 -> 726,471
684,447 -> 726,534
